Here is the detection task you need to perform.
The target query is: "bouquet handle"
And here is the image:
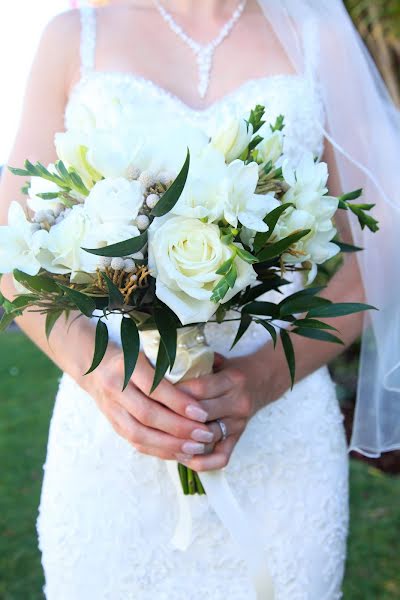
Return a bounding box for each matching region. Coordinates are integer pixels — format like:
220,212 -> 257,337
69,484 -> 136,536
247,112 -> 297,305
141,325 -> 274,600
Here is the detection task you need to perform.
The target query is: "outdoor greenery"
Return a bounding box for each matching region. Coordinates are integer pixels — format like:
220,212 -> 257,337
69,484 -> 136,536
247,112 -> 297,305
0,332 -> 399,599
346,0 -> 400,105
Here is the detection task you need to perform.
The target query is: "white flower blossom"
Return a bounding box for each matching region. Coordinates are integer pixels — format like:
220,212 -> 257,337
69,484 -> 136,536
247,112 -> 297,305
211,117 -> 253,163
0,202 -> 48,276
148,216 -> 257,325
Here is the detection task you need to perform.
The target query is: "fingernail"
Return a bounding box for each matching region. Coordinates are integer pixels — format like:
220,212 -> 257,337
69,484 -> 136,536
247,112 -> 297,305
182,441 -> 205,455
185,405 -> 208,422
191,428 -> 214,443
176,453 -> 193,462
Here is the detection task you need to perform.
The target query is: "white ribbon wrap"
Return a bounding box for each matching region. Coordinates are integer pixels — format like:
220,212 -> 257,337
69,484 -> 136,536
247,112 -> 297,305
141,326 -> 275,599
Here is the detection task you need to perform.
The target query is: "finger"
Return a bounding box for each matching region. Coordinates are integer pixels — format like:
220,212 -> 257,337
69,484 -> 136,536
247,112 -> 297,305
178,435 -> 239,472
207,417 -> 246,442
111,403 -> 215,460
213,353 -> 225,372
131,354 -> 210,423
176,369 -> 237,400
118,387 -> 216,442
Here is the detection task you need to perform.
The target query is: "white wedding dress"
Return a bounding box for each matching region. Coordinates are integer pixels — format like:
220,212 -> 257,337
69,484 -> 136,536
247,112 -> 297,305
36,7 -> 349,600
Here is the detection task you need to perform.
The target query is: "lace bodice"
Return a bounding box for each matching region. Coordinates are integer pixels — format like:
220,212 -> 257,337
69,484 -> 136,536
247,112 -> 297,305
63,6 -> 326,357
65,7 -> 325,166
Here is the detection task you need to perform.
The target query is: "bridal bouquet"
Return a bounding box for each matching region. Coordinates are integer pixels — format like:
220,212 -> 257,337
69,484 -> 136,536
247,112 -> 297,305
0,105 -> 377,494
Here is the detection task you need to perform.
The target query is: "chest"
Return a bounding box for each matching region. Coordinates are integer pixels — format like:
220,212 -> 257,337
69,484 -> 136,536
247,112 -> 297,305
65,71 -> 326,167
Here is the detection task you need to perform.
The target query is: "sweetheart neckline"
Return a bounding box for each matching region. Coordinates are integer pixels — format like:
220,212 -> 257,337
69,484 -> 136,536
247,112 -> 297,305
68,70 -> 309,117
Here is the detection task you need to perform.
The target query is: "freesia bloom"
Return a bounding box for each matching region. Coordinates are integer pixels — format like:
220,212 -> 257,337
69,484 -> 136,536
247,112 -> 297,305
222,160 -> 274,232
255,126 -> 284,166
0,202 -> 48,276
148,216 -> 257,324
211,117 -> 253,163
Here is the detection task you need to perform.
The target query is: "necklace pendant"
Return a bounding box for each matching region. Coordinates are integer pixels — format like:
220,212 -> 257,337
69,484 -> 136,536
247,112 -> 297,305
197,47 -> 213,99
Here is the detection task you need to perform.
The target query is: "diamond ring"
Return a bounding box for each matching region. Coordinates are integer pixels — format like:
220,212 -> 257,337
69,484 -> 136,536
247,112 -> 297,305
216,418 -> 228,441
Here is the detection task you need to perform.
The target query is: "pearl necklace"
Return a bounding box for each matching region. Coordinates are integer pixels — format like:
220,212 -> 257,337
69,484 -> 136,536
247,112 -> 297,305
154,0 -> 247,99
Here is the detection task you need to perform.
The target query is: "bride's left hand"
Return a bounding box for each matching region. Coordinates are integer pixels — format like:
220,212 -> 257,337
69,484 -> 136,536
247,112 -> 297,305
176,353 -> 270,472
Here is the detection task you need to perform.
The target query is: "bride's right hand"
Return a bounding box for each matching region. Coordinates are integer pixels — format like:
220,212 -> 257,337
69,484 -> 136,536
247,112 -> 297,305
82,345 -> 216,461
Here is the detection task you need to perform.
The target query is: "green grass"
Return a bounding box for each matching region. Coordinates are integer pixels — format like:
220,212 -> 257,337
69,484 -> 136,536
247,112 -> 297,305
0,332 -> 399,599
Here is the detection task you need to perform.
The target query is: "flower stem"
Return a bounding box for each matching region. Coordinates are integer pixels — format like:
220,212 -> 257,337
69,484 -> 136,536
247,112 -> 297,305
178,463 -> 189,495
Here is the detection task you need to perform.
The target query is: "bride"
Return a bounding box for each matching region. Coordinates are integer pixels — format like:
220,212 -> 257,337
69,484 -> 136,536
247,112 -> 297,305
1,1 -> 399,598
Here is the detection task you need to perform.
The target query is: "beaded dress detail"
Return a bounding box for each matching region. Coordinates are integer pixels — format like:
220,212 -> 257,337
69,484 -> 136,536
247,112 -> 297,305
36,7 -> 349,599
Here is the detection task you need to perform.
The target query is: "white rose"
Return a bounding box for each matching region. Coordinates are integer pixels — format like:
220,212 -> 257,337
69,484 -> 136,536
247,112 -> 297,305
222,160 -> 275,232
255,127 -> 284,165
87,130 -> 144,179
40,205 -> 93,282
148,216 -> 257,325
211,117 -> 253,163
0,202 -> 48,276
84,178 -> 144,225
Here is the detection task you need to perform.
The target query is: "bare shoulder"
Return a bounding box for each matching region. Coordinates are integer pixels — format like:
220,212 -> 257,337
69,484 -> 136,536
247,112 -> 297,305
33,9 -> 82,95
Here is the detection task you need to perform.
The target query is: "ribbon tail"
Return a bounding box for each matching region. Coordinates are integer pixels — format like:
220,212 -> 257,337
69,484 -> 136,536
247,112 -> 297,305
166,461 -> 193,551
200,469 -> 275,600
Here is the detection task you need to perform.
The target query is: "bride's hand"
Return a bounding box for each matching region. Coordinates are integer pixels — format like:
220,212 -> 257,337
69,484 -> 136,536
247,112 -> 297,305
82,344 -> 217,461
176,353 -> 271,472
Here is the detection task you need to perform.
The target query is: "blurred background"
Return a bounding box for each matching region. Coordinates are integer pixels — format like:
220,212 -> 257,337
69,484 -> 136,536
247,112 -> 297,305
0,1 -> 399,599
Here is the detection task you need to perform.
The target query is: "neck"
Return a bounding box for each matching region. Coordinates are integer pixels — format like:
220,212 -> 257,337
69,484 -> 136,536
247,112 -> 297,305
159,0 -> 244,19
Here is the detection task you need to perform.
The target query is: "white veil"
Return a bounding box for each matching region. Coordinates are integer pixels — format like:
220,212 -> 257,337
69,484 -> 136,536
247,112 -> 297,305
257,0 -> 400,457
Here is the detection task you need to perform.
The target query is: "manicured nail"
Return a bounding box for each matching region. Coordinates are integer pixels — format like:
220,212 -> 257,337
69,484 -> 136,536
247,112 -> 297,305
182,441 -> 205,455
191,428 -> 214,443
185,405 -> 208,422
176,453 -> 193,462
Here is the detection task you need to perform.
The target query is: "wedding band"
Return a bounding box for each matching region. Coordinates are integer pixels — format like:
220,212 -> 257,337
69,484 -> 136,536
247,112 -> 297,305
216,418 -> 228,441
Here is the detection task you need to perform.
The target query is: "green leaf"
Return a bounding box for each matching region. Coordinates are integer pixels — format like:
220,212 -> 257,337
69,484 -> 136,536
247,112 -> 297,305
239,277 -> 290,304
150,337 -> 170,393
293,318 -> 338,332
242,301 -> 280,318
210,278 -> 230,304
234,246 -> 259,264
307,302 -> 376,319
8,166 -> 30,177
338,188 -> 363,202
121,317 -> 140,391
82,230 -> 148,257
270,114 -> 285,132
248,134 -> 263,152
280,329 -> 295,388
225,262 -> 238,289
247,105 -> 265,134
253,203 -> 294,253
231,313 -> 252,349
0,311 -> 16,333
100,273 -> 124,308
45,310 -> 63,340
292,328 -> 344,345
37,192 -> 60,200
57,284 -> 96,317
257,229 -> 311,262
255,319 -> 277,347
13,269 -> 58,293
335,241 -> 363,253
151,149 -> 190,217
279,295 -> 331,317
154,304 -> 178,369
85,319 -> 109,375
216,258 -> 234,276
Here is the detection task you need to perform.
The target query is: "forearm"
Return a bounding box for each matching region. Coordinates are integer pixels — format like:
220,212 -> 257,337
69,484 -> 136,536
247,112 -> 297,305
252,254 -> 365,408
1,273 -> 100,383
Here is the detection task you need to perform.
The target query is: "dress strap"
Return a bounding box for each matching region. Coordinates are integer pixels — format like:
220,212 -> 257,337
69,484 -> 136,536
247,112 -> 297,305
80,6 -> 97,77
